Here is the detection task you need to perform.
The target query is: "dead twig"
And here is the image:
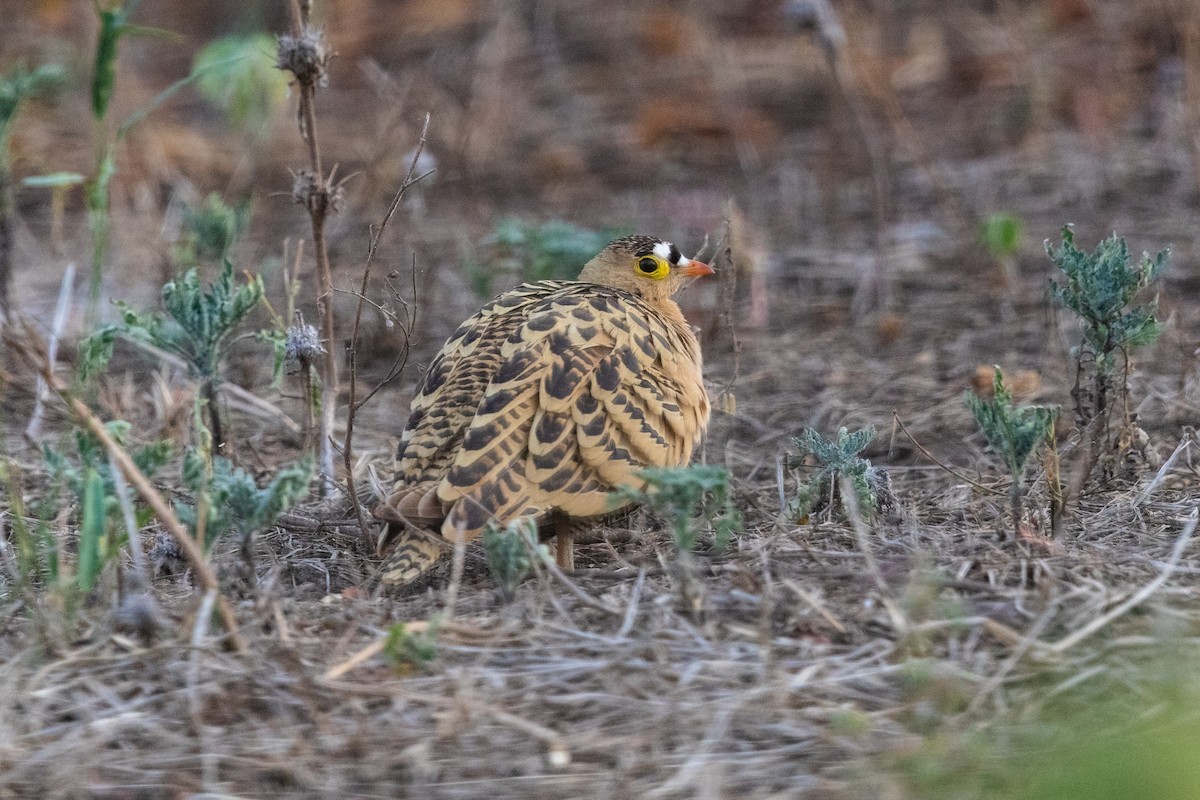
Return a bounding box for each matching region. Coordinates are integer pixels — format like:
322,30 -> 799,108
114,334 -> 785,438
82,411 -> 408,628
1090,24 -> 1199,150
892,410 -> 1005,497
281,0 -> 340,496
343,112 -> 432,546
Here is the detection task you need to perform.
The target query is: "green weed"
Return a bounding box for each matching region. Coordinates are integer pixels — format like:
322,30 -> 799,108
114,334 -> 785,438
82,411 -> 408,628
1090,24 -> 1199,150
176,449 -> 312,553
43,422 -> 172,591
384,618 -> 439,675
81,258 -> 272,450
482,518 -> 541,597
1047,227 -> 1166,428
616,465 -> 741,555
786,426 -> 887,523
965,367 -> 1058,533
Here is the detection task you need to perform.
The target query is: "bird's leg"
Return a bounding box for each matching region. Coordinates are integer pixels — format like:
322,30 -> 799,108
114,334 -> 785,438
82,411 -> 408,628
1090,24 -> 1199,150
554,514 -> 574,571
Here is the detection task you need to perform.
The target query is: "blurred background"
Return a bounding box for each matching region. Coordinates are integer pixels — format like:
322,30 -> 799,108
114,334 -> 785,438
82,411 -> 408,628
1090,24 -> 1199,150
2,0 -> 1198,368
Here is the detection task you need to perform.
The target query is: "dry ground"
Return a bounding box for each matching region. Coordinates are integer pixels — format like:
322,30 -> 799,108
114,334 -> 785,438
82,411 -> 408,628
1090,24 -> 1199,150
3,1 -> 1200,798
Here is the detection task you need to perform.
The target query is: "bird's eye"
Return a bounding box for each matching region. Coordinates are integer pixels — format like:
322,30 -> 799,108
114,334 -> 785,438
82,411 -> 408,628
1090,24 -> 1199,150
638,257 -> 659,273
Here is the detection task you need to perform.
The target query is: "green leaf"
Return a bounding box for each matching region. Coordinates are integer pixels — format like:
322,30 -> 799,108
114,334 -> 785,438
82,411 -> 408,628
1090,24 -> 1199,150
91,9 -> 122,119
980,213 -> 1023,259
77,468 -> 106,593
194,33 -> 289,132
965,367 -> 1058,481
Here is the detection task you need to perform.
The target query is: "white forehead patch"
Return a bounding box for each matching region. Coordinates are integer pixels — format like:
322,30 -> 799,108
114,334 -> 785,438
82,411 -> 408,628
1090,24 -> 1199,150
652,241 -> 672,260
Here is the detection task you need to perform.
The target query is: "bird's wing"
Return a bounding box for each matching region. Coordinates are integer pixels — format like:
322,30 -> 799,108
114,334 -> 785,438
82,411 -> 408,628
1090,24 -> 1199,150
391,283 -> 567,484
438,287 -> 709,540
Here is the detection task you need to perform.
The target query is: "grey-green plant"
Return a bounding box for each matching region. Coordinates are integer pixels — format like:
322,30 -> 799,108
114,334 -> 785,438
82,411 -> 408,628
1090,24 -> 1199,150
175,448 -> 312,554
3,463 -> 77,648
482,518 -> 542,597
467,218 -> 627,298
615,465 -> 741,555
194,33 -> 288,133
614,465 -> 739,615
81,258 -> 269,451
786,425 -> 880,523
1047,227 -> 1166,428
0,62 -> 66,316
965,367 -> 1058,533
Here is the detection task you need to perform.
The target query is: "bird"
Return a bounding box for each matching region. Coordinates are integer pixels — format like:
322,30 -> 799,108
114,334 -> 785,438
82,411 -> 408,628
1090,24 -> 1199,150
372,234 -> 714,589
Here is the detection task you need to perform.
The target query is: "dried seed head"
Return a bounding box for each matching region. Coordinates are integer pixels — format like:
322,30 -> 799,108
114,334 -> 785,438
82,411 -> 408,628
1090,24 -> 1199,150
150,530 -> 186,577
286,322 -> 325,373
291,168 -> 320,208
276,27 -> 330,87
290,169 -> 345,216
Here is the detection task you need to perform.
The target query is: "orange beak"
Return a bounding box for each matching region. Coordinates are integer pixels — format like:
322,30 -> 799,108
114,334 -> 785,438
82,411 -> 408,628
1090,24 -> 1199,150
680,259 -> 715,278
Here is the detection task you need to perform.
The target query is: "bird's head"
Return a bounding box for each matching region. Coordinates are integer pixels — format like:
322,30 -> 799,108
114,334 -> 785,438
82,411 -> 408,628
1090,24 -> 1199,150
577,235 -> 715,301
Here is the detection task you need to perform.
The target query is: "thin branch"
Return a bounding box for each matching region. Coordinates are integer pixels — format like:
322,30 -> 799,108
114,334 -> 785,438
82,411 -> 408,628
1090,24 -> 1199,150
354,254 -> 420,411
343,113 -> 431,545
892,410 -> 1006,497
283,0 -> 337,496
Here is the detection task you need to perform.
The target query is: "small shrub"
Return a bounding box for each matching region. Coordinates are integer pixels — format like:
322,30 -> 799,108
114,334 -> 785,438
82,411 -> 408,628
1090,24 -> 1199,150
965,367 -> 1058,533
786,426 -> 889,523
5,423 -> 170,644
81,258 -> 271,450
43,421 -> 172,593
616,465 -> 741,555
1047,227 -> 1166,427
176,449 -> 312,553
615,465 -> 739,615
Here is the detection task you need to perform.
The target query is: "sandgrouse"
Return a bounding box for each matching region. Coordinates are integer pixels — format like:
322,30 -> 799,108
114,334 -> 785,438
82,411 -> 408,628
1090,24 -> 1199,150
373,235 -> 713,588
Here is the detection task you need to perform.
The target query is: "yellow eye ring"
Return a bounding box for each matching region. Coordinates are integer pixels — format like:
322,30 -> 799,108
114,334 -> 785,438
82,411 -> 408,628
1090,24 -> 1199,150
636,255 -> 670,280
